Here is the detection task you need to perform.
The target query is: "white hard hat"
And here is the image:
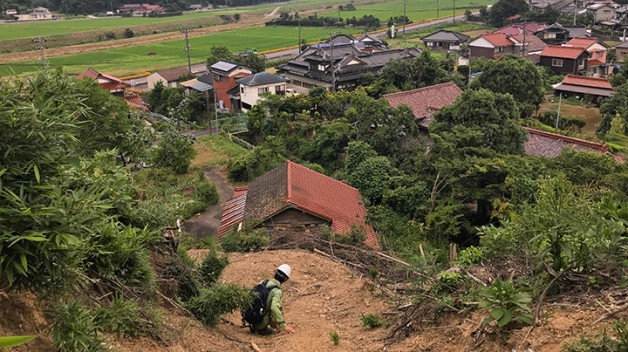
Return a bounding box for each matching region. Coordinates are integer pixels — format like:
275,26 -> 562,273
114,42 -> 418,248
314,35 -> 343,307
277,264 -> 292,279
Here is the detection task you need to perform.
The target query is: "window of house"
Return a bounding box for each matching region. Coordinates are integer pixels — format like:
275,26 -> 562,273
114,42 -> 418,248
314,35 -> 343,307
426,42 -> 434,46
552,58 -> 564,67
213,74 -> 222,82
257,87 -> 269,94
544,32 -> 557,39
317,64 -> 326,71
495,46 -> 505,53
275,85 -> 285,94
241,86 -> 244,94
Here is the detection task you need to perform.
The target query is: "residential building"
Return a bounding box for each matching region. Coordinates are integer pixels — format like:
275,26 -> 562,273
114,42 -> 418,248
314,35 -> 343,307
495,22 -> 548,36
119,3 -> 164,15
524,127 -> 612,158
189,4 -> 203,10
614,41 -> 628,62
587,3 -> 615,23
237,72 -> 289,111
77,67 -> 129,96
537,22 -> 591,45
530,0 -> 577,14
565,37 -> 609,76
383,82 -> 462,130
146,67 -> 192,90
218,161 -> 380,250
180,78 -> 213,95
278,35 -> 420,91
420,30 -> 470,52
30,7 -> 51,19
539,45 -> 590,74
552,74 -> 614,103
469,33 -> 519,60
511,33 -> 548,63
5,9 -> 17,15
77,67 -> 148,111
209,61 -> 252,110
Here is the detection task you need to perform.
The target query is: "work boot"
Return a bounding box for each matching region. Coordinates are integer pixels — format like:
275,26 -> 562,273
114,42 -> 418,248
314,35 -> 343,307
256,327 -> 275,335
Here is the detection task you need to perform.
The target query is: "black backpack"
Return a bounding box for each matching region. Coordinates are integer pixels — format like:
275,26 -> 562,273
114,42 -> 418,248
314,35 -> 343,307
242,279 -> 277,325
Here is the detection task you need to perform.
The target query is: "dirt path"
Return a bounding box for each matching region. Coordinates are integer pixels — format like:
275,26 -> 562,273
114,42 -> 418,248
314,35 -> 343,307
189,249 -> 393,352
265,6 -> 281,17
181,165 -> 233,238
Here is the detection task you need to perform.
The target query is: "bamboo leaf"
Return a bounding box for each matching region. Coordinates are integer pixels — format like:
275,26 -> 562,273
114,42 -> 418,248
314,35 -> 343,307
0,335 -> 36,347
33,164 -> 40,184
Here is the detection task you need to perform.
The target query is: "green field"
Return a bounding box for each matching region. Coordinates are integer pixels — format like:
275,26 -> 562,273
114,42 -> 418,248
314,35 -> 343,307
0,26 -> 356,76
0,10 -> 249,41
345,0 -> 493,21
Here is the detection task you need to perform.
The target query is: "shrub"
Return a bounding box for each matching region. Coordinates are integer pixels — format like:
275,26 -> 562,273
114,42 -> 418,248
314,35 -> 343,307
123,28 -> 135,38
479,280 -> 533,328
95,296 -> 159,337
199,250 -> 229,285
455,246 -> 485,266
361,313 -> 383,328
152,133 -> 196,174
435,271 -> 463,293
329,330 -> 340,346
104,31 -> 116,39
165,249 -> 202,302
49,301 -> 107,352
221,227 -> 270,252
184,283 -> 252,325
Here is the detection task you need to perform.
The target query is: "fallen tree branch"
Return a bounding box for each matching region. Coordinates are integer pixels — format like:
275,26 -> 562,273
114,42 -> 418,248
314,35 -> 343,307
465,271 -> 487,286
593,301 -> 628,324
534,272 -> 564,324
157,291 -> 194,317
250,342 -> 264,352
313,248 -> 366,270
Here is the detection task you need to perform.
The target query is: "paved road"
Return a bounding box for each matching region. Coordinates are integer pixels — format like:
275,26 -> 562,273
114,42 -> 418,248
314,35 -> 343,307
262,14 -> 468,61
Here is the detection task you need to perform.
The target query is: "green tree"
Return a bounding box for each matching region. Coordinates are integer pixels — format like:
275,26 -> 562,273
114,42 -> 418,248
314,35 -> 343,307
207,46 -> 237,69
599,82 -> 628,135
152,132 -> 196,174
477,55 -> 544,117
488,0 -> 528,27
347,156 -> 396,203
431,88 -> 526,155
300,118 -> 357,169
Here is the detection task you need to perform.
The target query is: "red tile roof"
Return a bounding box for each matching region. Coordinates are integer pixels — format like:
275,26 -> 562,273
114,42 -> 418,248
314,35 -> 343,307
78,67 -> 128,90
562,74 -> 613,89
540,45 -> 587,59
124,94 -> 149,111
565,37 -> 598,49
524,128 -> 609,158
587,58 -> 605,66
495,22 -> 547,35
383,82 -> 462,123
218,162 -> 380,250
482,33 -> 515,47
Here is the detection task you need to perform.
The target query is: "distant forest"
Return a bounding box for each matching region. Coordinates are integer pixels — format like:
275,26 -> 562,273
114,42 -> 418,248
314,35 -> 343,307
0,0 -> 286,14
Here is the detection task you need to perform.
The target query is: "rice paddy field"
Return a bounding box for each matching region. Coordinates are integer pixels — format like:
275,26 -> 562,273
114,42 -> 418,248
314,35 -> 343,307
0,0 -> 495,76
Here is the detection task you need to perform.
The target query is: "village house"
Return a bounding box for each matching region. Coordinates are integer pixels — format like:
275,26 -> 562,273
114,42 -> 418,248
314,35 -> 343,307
119,3 -> 165,16
587,3 -> 616,23
209,61 -> 252,110
5,9 -> 17,15
614,41 -> 628,62
539,45 -> 590,74
383,82 -> 462,131
278,34 -> 419,92
77,67 -> 149,111
146,67 -> 192,90
236,72 -> 289,111
189,4 -> 203,10
495,22 -> 548,36
564,37 -> 609,76
30,7 -> 51,19
469,33 -> 520,60
552,74 -> 614,104
218,161 -> 380,250
537,22 -> 591,45
523,127 -> 621,162
420,30 -> 470,52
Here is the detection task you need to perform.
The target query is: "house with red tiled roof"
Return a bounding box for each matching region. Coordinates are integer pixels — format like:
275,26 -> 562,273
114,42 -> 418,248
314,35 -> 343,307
78,67 -> 129,96
218,161 -> 380,250
552,74 -> 614,103
495,22 -> 548,36
524,127 -> 613,159
469,33 -> 520,60
539,45 -> 590,74
564,37 -> 609,76
383,82 -> 462,130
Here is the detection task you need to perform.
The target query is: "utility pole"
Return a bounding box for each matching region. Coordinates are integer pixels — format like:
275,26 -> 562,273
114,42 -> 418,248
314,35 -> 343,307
34,37 -> 46,69
402,0 -> 407,35
522,18 -> 527,57
183,26 -> 192,74
574,0 -> 577,26
555,93 -> 562,129
452,0 -> 456,23
437,0 -> 439,18
298,19 -> 302,53
329,32 -> 336,92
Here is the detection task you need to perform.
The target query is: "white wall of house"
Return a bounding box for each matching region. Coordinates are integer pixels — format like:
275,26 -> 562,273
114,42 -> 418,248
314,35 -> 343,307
146,73 -> 177,90
240,82 -> 286,110
589,5 -> 615,22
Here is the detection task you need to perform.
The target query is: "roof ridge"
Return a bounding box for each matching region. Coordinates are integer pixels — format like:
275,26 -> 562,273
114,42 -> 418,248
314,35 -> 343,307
286,161 -> 292,202
565,74 -> 608,82
383,82 -> 459,98
524,127 -> 608,151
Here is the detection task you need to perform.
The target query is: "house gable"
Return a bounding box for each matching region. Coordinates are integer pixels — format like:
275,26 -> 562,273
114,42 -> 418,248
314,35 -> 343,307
469,37 -> 495,48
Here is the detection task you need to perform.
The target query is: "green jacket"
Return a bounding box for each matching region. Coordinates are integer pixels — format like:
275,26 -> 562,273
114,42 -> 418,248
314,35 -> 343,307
265,278 -> 286,330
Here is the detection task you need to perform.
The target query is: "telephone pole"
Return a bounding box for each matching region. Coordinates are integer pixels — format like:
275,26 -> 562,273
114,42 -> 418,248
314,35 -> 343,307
452,0 -> 456,23
329,32 -> 336,92
437,0 -> 439,18
34,37 -> 46,69
402,0 -> 407,35
183,26 -> 192,73
298,19 -> 302,53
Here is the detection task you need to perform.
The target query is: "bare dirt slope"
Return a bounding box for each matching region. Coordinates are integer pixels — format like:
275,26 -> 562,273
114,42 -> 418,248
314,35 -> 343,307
189,249 -> 393,352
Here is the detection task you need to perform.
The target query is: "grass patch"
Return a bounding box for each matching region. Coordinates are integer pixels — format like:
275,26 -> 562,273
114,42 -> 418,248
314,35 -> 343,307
538,101 -> 602,136
191,134 -> 248,168
387,21 -> 494,48
348,0 -> 494,22
603,132 -> 628,152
